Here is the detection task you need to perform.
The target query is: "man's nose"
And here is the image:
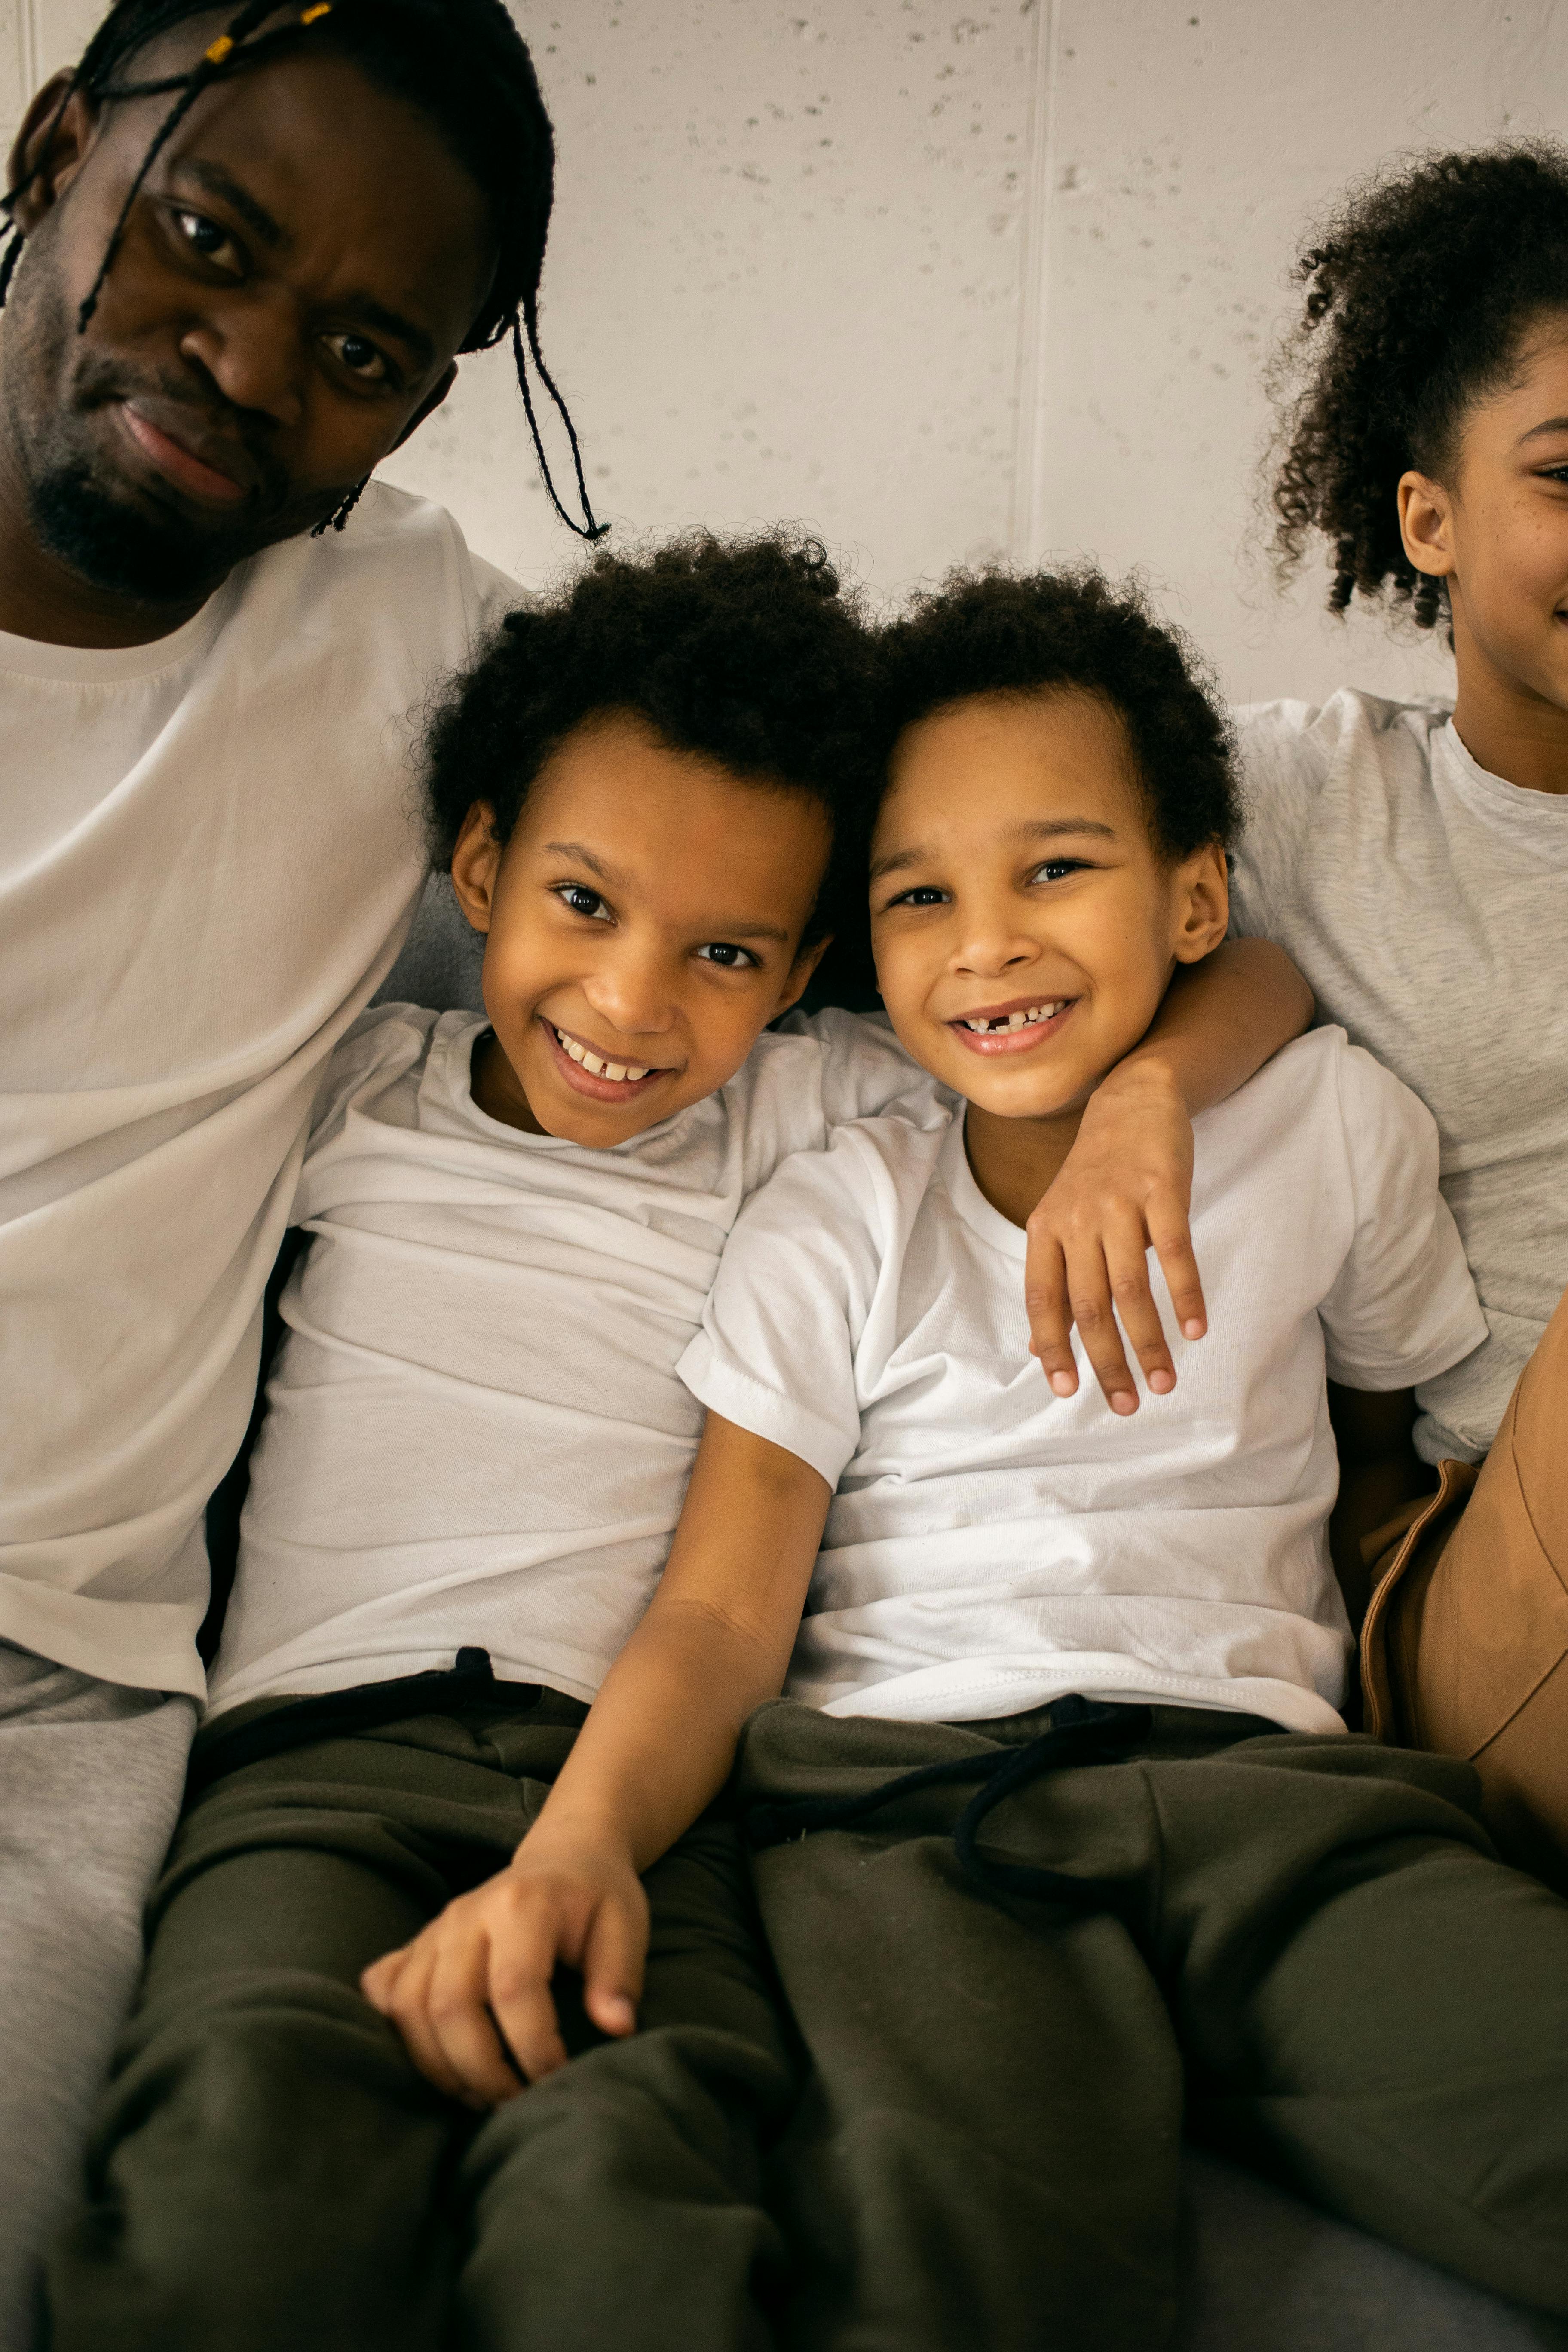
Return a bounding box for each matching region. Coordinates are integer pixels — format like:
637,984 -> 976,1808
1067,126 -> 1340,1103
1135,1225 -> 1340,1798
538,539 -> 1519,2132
178,290 -> 306,432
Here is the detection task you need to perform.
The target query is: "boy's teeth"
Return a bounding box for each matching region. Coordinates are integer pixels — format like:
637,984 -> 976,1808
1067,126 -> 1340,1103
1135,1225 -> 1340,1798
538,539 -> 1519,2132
555,1028 -> 649,1083
961,1001 -> 1064,1034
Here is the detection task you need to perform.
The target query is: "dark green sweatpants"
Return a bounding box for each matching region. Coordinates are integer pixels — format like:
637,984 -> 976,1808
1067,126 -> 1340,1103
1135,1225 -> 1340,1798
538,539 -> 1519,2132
46,1686 -> 797,2352
736,1697 -> 1568,2352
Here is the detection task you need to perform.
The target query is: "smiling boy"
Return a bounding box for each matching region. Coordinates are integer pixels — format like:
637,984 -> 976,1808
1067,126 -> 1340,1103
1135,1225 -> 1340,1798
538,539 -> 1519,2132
432,569 -> 1568,2349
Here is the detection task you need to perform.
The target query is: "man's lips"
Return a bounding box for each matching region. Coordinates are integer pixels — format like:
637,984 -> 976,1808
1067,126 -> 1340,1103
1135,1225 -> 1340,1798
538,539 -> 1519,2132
947,993 -> 1076,1056
539,1016 -> 674,1104
116,401 -> 251,505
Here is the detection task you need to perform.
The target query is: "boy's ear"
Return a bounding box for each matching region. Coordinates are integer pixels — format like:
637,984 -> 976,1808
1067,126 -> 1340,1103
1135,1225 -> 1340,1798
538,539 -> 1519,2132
771,934 -> 832,1020
450,802 -> 502,934
1397,471 -> 1455,582
1170,842 -> 1230,965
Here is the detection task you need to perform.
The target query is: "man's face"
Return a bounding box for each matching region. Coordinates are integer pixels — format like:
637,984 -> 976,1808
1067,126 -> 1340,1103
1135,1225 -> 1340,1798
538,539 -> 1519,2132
0,15 -> 497,603
450,712 -> 832,1151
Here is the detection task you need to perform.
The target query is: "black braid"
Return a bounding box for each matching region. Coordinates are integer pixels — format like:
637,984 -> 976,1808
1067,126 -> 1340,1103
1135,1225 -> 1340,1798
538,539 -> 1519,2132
2,0 -> 606,539
1270,142 -> 1568,625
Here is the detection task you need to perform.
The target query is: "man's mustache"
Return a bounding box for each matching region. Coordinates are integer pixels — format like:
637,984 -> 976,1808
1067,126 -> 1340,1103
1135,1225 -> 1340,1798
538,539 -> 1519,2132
71,353 -> 290,513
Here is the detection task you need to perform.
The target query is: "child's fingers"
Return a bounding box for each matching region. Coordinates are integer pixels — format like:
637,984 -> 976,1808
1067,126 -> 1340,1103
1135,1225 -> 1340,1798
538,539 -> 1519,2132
580,1891 -> 649,2042
1021,1228 -> 1079,1395
359,1944 -> 409,2011
426,1933 -> 528,2107
1101,1206 -> 1176,1397
1147,1191 -> 1207,1342
1064,1246 -> 1139,1415
376,1939 -> 471,2105
487,1907 -> 573,2086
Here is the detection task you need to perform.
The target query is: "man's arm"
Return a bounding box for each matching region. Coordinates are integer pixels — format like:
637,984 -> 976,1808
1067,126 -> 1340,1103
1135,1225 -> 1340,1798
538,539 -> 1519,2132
361,1413 -> 829,2103
1025,938 -> 1313,1409
1326,1383 -> 1437,1633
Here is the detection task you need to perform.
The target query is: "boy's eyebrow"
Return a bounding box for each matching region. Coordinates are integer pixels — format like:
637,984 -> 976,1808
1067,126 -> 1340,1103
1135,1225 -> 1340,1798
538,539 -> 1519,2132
870,816 -> 1117,883
544,842 -> 793,943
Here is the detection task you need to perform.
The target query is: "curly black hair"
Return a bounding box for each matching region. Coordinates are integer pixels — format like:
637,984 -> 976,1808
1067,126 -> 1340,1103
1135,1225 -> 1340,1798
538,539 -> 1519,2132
1271,143 -> 1568,627
423,531 -> 879,952
877,566 -> 1240,860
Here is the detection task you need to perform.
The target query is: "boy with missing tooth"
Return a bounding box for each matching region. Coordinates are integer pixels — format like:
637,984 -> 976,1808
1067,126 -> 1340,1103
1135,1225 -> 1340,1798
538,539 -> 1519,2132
385,570 -> 1568,2349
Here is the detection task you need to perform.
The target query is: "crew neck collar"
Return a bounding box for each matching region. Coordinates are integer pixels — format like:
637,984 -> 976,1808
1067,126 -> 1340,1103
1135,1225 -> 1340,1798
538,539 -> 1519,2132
940,1109 -> 1029,1259
0,571 -> 237,686
1438,718 -> 1568,858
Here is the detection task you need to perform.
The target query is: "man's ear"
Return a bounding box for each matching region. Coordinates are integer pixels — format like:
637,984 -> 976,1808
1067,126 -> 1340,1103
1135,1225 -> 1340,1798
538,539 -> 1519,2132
450,802 -> 502,934
1397,470 -> 1456,584
390,361 -> 459,454
7,77 -> 98,234
1171,842 -> 1230,966
771,934 -> 832,1021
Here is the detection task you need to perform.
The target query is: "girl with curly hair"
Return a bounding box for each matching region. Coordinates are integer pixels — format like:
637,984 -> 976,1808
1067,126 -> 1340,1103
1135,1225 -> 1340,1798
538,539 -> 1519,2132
1239,144 -> 1568,1881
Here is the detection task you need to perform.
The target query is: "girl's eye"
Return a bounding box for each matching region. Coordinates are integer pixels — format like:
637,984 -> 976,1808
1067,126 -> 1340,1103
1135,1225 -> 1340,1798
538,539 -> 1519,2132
554,885 -> 612,922
325,332 -> 392,385
882,885 -> 949,912
174,209 -> 242,274
695,942 -> 759,970
1029,858 -> 1089,885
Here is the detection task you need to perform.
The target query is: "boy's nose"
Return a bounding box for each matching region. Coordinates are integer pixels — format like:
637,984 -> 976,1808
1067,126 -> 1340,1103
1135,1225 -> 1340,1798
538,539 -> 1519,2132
581,955 -> 677,1040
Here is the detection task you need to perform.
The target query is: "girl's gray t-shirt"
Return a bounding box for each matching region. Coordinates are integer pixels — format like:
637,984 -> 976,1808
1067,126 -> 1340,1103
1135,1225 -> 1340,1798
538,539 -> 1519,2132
1231,686 -> 1568,1465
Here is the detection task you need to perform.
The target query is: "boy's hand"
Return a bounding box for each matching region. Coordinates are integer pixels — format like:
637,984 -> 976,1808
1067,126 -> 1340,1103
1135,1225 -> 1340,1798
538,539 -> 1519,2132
1023,1063 -> 1205,1412
360,1828 -> 648,2105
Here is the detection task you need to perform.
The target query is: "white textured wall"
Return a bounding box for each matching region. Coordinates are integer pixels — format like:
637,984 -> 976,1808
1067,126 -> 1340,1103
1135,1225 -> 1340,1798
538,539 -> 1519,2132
7,1 -> 1568,704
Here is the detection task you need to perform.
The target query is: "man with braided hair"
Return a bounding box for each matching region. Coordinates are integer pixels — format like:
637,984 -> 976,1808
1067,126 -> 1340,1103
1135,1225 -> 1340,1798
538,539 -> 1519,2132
0,6 -> 600,2338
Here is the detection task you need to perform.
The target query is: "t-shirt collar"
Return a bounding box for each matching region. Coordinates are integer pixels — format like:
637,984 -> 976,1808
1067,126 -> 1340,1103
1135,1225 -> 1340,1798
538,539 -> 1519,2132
0,572 -> 236,685
1436,718 -> 1568,862
939,1109 -> 1029,1260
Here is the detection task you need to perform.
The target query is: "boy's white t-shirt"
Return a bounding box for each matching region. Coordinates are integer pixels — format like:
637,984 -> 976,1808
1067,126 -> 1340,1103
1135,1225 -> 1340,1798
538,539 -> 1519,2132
205,1003 -> 944,1719
679,1029 -> 1485,1735
0,485 -> 518,1699
1232,688 -> 1568,1464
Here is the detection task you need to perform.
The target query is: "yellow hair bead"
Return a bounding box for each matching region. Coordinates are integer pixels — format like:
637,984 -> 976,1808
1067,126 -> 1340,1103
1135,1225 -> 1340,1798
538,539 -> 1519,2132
203,32 -> 235,62
301,3 -> 333,21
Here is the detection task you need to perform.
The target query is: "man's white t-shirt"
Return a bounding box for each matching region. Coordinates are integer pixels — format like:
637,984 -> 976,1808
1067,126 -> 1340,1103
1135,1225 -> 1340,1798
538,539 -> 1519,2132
0,485 -> 517,1698
679,1030 -> 1485,1735
205,1004 -> 944,1719
1232,689 -> 1568,1465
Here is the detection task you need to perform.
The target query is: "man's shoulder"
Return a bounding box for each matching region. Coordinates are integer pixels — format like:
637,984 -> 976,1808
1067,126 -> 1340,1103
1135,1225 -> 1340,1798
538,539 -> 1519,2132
237,484 -> 527,658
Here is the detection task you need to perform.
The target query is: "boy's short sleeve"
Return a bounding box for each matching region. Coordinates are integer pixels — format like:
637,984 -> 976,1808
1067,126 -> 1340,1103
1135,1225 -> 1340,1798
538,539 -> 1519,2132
1318,1041 -> 1488,1391
678,1123 -> 891,1488
782,1008 -> 950,1131
292,1004 -> 436,1218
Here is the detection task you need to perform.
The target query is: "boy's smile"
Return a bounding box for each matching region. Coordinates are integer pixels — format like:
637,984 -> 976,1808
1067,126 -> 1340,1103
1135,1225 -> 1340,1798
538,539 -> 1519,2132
450,711 -> 830,1149
870,688 -> 1227,1221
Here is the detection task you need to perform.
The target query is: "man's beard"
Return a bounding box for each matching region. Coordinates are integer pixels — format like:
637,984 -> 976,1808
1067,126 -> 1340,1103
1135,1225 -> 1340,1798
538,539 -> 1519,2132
4,261 -> 294,607
27,456 -> 260,604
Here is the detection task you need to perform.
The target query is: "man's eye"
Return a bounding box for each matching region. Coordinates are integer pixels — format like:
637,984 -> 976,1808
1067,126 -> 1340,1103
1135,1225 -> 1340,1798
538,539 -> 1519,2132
325,332 -> 391,384
554,885 -> 611,922
695,942 -> 758,969
175,209 -> 242,273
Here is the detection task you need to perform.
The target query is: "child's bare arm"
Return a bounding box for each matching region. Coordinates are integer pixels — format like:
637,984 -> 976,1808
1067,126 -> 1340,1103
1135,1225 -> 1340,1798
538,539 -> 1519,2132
1024,938 -> 1314,1409
361,1412 -> 829,2104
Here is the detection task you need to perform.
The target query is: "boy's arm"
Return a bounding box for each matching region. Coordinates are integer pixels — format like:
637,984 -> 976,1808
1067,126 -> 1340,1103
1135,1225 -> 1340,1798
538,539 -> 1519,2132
361,1413 -> 829,2104
1326,1382 -> 1436,1632
1025,938 -> 1313,1410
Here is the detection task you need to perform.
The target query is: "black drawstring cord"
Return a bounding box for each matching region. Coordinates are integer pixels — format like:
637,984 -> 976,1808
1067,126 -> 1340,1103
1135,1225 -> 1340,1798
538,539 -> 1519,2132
745,1693 -> 1152,1905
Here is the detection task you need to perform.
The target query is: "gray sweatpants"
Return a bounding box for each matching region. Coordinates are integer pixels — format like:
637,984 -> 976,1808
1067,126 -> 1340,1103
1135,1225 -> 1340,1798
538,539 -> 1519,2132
0,1642 -> 195,2352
